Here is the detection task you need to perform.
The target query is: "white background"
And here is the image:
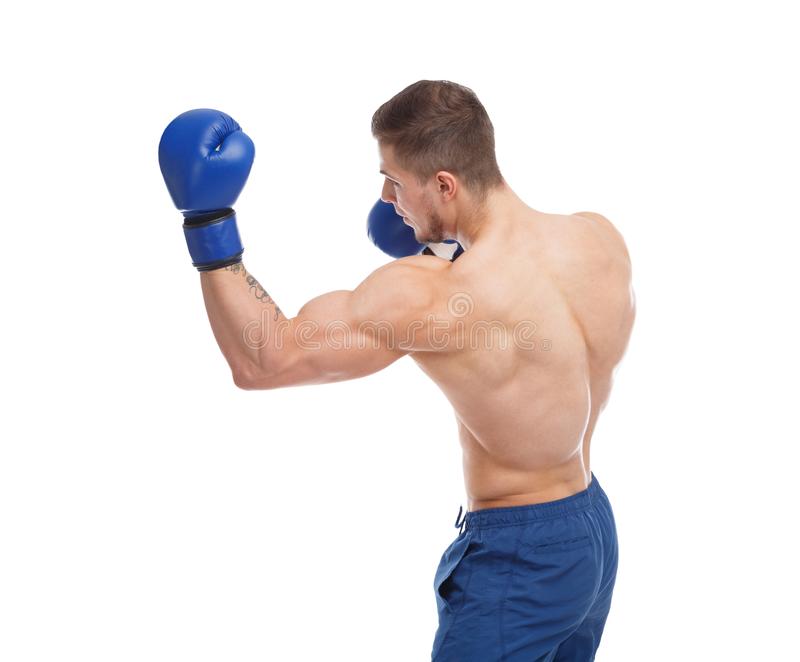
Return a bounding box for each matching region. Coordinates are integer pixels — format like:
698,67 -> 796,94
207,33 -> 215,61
1,1 -> 798,660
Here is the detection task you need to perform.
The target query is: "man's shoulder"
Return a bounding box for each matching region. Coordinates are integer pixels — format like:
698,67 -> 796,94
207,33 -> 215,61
355,254 -> 453,311
572,210 -> 619,237
571,210 -> 630,261
572,210 -> 610,223
391,252 -> 456,275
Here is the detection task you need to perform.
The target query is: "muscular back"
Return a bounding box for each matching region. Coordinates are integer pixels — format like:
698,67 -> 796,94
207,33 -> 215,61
409,210 -> 635,509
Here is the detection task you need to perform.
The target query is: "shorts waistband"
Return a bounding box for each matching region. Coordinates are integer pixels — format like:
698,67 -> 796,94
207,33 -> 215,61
456,472 -> 604,532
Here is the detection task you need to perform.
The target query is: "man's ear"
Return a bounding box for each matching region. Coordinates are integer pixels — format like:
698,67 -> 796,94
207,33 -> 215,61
435,171 -> 458,200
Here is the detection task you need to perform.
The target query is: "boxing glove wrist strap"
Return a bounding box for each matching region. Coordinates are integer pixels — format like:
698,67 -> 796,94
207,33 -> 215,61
182,208 -> 244,271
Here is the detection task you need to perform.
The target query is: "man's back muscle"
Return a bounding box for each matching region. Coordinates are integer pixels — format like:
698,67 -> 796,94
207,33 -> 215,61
410,210 -> 635,509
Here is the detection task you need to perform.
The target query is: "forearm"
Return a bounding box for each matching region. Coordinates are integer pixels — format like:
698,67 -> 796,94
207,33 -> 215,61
199,263 -> 289,378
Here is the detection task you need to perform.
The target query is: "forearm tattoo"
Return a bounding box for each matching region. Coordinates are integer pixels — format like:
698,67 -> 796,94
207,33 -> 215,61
225,263 -> 284,320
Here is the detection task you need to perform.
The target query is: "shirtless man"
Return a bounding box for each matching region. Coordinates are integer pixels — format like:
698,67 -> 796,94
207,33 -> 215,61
159,80 -> 635,661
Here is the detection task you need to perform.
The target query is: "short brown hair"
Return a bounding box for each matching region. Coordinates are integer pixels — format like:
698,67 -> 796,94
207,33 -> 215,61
371,80 -> 504,202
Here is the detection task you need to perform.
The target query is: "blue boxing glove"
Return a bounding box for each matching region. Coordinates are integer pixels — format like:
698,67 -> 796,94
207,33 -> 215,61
158,109 -> 255,271
367,199 -> 464,261
367,199 -> 425,258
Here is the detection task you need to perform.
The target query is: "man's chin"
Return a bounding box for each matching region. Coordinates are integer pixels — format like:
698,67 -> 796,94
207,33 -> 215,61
409,227 -> 425,242
421,235 -> 445,245
408,223 -> 437,245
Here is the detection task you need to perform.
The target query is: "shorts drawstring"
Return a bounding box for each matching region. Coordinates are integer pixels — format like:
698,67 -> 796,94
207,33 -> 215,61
454,504 -> 467,534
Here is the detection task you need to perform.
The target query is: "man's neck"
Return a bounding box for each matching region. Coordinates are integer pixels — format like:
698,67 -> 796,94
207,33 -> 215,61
457,183 -> 529,249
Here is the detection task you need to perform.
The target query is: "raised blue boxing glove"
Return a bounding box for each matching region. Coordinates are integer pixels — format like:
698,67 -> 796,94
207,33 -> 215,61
366,199 -> 464,261
367,199 -> 425,258
158,109 -> 255,271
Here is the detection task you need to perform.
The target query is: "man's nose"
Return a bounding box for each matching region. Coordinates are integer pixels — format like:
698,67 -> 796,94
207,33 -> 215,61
380,180 -> 395,204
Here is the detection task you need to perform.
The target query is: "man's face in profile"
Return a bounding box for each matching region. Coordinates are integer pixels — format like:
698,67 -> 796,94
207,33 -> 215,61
378,143 -> 447,245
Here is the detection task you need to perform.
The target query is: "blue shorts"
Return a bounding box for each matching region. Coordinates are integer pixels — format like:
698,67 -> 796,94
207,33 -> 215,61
432,472 -> 618,661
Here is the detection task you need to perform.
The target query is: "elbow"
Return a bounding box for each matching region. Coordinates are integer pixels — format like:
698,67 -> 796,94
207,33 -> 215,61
232,344 -> 302,390
232,362 -> 271,390
232,370 -> 257,390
